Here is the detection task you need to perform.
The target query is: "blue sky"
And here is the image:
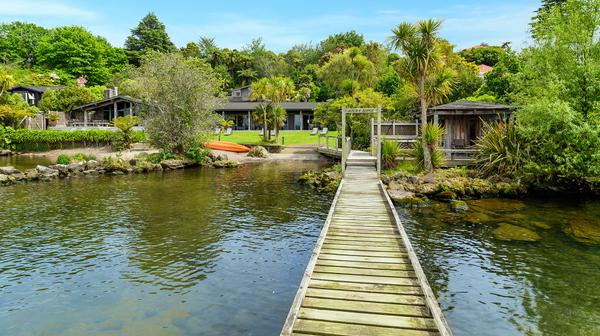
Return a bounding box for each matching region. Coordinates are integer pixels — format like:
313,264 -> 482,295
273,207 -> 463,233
0,0 -> 540,51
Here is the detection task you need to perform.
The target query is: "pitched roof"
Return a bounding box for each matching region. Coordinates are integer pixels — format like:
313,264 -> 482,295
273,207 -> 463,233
8,85 -> 65,93
216,101 -> 319,111
72,96 -> 141,111
478,64 -> 494,75
429,100 -> 512,114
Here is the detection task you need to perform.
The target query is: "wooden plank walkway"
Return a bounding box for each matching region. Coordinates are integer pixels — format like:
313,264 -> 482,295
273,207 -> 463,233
282,158 -> 452,336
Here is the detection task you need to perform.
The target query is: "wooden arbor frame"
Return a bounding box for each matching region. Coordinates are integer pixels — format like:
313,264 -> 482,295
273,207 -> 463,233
341,107 -> 382,176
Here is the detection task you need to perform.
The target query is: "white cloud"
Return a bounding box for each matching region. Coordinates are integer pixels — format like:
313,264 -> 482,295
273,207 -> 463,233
0,0 -> 96,20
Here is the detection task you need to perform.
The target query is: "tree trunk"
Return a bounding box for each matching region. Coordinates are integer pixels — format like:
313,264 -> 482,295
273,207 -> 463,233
419,73 -> 433,172
275,126 -> 279,144
262,106 -> 268,142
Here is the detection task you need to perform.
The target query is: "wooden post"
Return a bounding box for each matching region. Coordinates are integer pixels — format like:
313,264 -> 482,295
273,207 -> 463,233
341,108 -> 346,175
370,118 -> 375,156
317,133 -> 321,148
377,107 -> 382,176
83,110 -> 88,127
433,113 -> 439,126
300,111 -> 304,131
247,111 -> 251,130
129,104 -> 133,116
113,101 -> 118,120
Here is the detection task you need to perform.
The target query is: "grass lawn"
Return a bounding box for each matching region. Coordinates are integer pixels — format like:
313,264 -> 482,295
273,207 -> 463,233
212,130 -> 338,146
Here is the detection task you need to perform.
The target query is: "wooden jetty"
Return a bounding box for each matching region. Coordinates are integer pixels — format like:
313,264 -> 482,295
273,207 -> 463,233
281,151 -> 452,336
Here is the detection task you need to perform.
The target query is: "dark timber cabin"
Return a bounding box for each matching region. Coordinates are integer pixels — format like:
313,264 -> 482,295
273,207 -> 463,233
429,100 -> 512,149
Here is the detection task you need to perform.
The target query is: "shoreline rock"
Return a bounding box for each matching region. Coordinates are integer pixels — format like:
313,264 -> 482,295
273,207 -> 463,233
0,154 -> 242,187
384,169 -> 526,206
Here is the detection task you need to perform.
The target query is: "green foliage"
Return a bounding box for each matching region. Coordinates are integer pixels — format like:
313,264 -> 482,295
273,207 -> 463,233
320,31 -> 365,55
146,150 -> 175,164
459,45 -> 507,66
382,140 -> 400,169
128,52 -> 224,153
476,50 -> 522,103
185,144 -> 210,164
318,47 -> 377,95
125,12 -> 176,65
0,22 -> 48,66
413,139 -> 445,170
518,100 -> 600,184
475,119 -> 523,177
113,115 -> 140,150
5,129 -> 145,151
0,125 -> 15,149
56,154 -> 71,165
39,85 -> 103,113
56,152 -> 96,164
36,26 -> 127,85
0,92 -> 39,127
412,123 -> 445,170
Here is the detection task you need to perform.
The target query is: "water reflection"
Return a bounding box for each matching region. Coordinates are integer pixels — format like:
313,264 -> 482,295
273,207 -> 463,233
400,199 -> 600,336
0,162 -> 331,335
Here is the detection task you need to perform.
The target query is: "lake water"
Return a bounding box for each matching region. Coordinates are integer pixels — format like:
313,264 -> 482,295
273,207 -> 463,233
0,155 -> 53,170
399,198 -> 600,336
3,161 -> 600,335
0,162 -> 331,336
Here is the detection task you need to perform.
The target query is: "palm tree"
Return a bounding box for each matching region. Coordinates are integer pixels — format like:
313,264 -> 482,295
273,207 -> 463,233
389,19 -> 445,172
250,78 -> 272,141
268,77 -> 296,144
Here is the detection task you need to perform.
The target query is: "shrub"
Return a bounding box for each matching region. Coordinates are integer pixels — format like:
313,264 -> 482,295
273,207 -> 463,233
185,144 -> 210,163
56,154 -> 71,165
413,139 -> 444,170
113,115 -> 139,150
381,140 -> 400,169
4,129 -> 146,151
475,119 -> 523,177
413,124 -> 445,170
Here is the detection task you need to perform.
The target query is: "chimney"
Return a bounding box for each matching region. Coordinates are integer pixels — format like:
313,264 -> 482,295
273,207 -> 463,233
103,87 -> 119,99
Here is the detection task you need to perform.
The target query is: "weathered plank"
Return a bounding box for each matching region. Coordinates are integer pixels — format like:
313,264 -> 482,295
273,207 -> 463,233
302,297 -> 430,317
293,319 -> 440,336
305,287 -> 425,304
309,279 -> 423,295
313,265 -> 415,278
311,272 -> 419,286
298,308 -> 438,330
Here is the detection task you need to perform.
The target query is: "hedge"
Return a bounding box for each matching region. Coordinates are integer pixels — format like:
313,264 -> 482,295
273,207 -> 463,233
0,127 -> 146,151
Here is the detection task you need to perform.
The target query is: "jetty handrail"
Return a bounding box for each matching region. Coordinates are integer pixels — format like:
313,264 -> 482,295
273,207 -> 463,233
317,134 -> 342,150
380,180 -> 453,336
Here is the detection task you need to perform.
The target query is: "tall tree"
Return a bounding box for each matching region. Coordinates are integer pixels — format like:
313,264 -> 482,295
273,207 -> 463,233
36,26 -> 127,85
389,19 -> 450,172
128,52 -> 225,153
0,22 -> 48,66
318,47 -> 377,96
125,12 -> 176,65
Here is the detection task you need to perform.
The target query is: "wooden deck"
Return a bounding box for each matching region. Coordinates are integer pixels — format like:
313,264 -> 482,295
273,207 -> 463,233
281,158 -> 452,336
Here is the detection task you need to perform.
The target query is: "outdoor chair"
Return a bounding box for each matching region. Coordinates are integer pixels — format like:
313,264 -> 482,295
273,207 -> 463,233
214,128 -> 221,135
309,127 -> 318,135
224,128 -> 233,136
320,127 -> 328,135
259,129 -> 264,136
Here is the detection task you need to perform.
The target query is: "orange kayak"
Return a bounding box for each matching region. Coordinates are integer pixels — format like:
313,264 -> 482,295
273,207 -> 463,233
205,141 -> 250,153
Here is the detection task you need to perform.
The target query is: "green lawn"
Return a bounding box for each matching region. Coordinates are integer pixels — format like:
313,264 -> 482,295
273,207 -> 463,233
213,130 -> 338,146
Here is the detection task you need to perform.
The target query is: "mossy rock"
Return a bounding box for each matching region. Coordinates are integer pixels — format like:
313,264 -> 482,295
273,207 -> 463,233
247,146 -> 269,158
563,218 -> 600,244
530,221 -> 552,230
471,199 -> 526,213
449,200 -> 469,212
492,223 -> 540,242
435,190 -> 457,201
463,211 -> 493,225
